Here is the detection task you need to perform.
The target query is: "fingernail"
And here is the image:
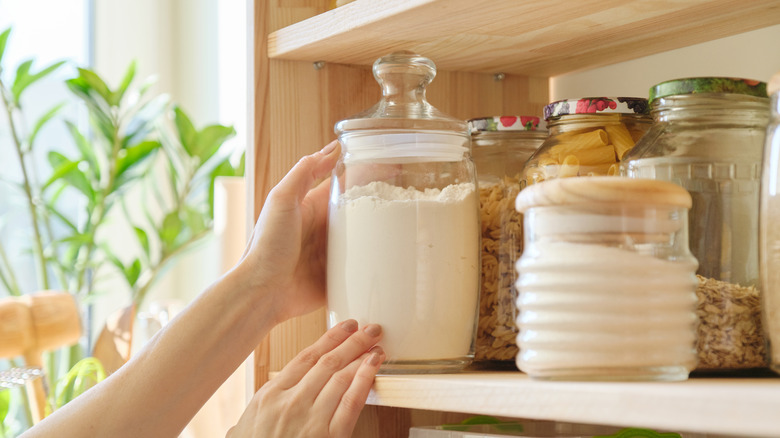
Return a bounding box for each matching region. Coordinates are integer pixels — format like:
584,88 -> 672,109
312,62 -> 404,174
368,345 -> 384,356
320,141 -> 338,155
367,352 -> 382,366
363,324 -> 382,337
340,319 -> 358,333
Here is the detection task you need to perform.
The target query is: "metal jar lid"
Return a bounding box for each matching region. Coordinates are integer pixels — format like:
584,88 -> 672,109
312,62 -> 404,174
649,77 -> 768,103
468,115 -> 545,133
543,97 -> 649,121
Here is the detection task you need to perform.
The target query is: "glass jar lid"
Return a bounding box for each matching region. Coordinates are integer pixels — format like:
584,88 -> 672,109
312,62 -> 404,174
515,176 -> 692,213
649,77 -> 768,103
770,72 -> 780,97
468,115 -> 545,132
334,51 -> 467,135
543,97 -> 649,121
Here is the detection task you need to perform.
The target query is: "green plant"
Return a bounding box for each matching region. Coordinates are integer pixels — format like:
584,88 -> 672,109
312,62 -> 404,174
0,26 -> 242,433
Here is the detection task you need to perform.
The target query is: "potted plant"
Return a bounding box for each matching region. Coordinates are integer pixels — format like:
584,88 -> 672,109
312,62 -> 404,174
0,26 -> 242,435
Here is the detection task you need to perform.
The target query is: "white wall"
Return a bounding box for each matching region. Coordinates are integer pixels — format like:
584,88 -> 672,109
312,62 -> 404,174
551,25 -> 780,101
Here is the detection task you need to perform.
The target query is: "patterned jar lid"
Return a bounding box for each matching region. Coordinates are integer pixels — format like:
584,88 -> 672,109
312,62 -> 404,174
468,115 -> 545,133
650,77 -> 768,103
543,97 -> 649,121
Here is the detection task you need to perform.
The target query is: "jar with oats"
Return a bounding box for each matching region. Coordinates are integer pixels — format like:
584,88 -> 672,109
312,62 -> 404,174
469,115 -> 547,366
760,71 -> 780,375
522,97 -> 651,186
622,77 -> 770,372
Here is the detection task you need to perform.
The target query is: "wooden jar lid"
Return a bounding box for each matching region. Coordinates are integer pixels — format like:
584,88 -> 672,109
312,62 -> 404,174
515,177 -> 692,213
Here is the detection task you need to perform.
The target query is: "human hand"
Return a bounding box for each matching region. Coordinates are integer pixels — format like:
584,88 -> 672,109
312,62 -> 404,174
237,141 -> 340,324
227,320 -> 385,438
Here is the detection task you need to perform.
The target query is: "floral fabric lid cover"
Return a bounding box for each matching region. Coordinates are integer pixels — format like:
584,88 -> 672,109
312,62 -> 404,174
468,115 -> 544,132
649,77 -> 768,102
544,97 -> 649,120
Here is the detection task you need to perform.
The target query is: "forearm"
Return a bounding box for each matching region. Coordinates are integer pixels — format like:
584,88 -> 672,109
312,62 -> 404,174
23,261 -> 278,437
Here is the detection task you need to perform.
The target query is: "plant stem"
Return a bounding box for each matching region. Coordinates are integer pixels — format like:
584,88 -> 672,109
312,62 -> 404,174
0,240 -> 21,295
132,228 -> 210,307
73,122 -> 121,296
0,80 -> 50,291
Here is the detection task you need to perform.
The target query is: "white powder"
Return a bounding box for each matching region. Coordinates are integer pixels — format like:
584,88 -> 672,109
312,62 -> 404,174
327,181 -> 480,363
516,241 -> 699,379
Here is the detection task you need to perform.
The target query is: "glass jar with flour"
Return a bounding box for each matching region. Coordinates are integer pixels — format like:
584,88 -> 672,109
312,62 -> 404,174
327,52 -> 480,373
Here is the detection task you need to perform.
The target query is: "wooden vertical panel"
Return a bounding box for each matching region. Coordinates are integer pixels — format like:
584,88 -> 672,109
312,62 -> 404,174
252,0 -> 332,390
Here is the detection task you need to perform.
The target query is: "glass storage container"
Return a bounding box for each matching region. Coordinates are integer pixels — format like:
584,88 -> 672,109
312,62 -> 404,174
515,177 -> 699,381
327,52 -> 480,374
761,71 -> 780,375
469,116 -> 546,365
522,97 -> 651,186
622,77 -> 770,371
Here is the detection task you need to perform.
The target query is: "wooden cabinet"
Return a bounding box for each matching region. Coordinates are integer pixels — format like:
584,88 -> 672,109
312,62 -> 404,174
249,1 -> 780,436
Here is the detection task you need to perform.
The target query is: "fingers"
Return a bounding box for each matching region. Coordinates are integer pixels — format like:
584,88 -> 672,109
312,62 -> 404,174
275,319 -> 359,388
313,345 -> 385,418
295,324 -> 383,400
329,349 -> 385,437
271,140 -> 340,205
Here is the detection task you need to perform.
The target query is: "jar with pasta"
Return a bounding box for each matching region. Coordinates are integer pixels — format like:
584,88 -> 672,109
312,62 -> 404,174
623,77 -> 770,372
522,97 -> 651,186
469,115 -> 547,366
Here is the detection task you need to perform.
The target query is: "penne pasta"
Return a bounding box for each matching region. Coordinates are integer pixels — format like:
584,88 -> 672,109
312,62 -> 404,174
570,145 -> 616,165
605,124 -> 636,160
558,154 -> 580,178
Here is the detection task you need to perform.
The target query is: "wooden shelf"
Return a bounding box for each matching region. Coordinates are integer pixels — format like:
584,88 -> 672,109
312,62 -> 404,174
367,372 -> 780,436
268,0 -> 780,76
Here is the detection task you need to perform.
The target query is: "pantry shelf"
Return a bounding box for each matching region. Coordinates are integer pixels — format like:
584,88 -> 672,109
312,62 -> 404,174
267,0 -> 780,76
367,372 -> 780,436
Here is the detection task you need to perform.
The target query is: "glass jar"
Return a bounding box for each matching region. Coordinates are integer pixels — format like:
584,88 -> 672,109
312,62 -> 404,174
515,177 -> 699,381
468,116 -> 546,366
522,97 -> 651,186
327,52 -> 480,374
622,77 -> 770,372
761,72 -> 780,375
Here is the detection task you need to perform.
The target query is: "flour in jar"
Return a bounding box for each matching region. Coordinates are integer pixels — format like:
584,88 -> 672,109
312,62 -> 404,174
327,181 -> 480,362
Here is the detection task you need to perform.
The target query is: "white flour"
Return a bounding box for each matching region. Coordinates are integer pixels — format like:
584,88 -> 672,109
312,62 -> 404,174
327,181 -> 480,362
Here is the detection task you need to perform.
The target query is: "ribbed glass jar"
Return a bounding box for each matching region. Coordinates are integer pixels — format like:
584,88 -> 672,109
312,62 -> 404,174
515,177 -> 698,381
622,77 -> 770,372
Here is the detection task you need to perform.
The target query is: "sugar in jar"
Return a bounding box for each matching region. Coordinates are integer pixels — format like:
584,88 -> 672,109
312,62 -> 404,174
515,177 -> 698,381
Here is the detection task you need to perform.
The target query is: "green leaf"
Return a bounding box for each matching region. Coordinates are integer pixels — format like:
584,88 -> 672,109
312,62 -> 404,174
116,140 -> 160,177
192,124 -> 235,163
0,27 -> 11,68
28,102 -> 66,152
183,205 -> 207,235
134,226 -> 150,259
160,211 -> 183,251
125,258 -> 141,287
66,77 -> 116,142
11,59 -> 65,104
112,60 -> 136,106
46,151 -> 95,202
173,107 -> 197,155
123,94 -> 168,147
45,202 -> 78,233
0,387 -> 9,431
43,159 -> 79,191
74,68 -> 113,106
65,121 -> 100,180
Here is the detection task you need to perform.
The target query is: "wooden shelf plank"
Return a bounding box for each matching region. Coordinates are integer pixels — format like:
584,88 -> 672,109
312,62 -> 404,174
268,0 -> 780,77
367,372 -> 780,436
